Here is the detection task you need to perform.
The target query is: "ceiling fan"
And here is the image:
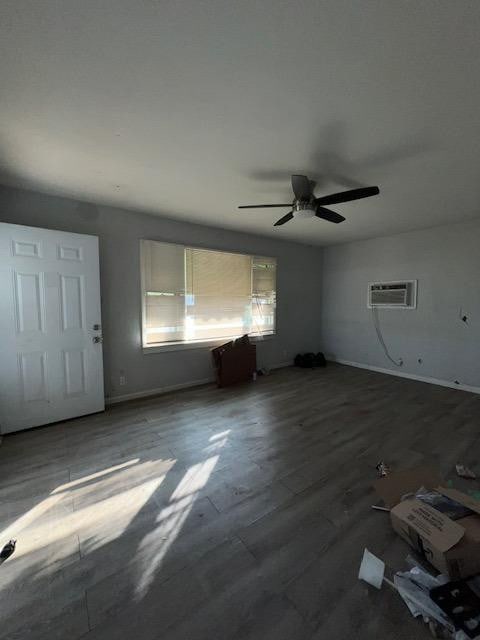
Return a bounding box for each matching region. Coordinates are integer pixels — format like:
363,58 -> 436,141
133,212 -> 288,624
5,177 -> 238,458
238,175 -> 380,226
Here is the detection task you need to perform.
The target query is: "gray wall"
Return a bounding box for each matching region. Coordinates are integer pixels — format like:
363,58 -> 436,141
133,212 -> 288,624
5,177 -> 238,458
0,185 -> 323,400
321,219 -> 480,388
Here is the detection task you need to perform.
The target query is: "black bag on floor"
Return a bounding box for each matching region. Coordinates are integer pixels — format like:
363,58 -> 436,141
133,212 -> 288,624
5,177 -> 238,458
294,352 -> 326,368
314,352 -> 326,367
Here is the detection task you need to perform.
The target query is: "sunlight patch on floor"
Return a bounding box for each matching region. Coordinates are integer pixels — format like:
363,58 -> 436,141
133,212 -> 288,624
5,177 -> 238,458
0,493 -> 63,541
76,476 -> 166,553
0,460 -> 173,573
51,459 -> 140,494
134,454 -> 220,600
209,429 -> 231,442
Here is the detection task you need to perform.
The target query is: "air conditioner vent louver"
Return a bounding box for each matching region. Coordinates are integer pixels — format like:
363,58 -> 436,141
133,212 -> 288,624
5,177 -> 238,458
368,280 -> 417,309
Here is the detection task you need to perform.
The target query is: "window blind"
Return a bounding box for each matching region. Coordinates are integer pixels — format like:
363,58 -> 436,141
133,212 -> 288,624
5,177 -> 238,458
252,256 -> 276,336
185,248 -> 252,341
141,240 -> 276,346
141,240 -> 185,344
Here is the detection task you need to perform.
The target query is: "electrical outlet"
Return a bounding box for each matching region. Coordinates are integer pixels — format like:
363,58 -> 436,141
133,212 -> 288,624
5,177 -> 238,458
119,374 -> 126,386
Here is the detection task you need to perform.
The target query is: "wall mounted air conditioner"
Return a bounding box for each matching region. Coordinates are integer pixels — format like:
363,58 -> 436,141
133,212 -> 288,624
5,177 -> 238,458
367,280 -> 417,309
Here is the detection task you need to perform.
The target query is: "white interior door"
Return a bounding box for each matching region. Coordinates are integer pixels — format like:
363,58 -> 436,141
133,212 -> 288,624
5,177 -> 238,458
0,223 -> 104,433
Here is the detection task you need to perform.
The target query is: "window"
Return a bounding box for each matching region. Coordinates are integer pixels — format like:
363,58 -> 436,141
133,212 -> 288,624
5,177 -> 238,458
140,240 -> 276,348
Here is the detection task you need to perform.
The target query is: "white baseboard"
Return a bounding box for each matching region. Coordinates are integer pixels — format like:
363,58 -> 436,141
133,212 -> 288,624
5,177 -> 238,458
105,377 -> 215,405
330,358 -> 480,395
269,361 -> 292,370
105,361 -> 292,406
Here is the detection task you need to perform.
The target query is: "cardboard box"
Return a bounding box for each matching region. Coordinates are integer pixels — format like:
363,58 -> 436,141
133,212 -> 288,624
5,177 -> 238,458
374,468 -> 480,580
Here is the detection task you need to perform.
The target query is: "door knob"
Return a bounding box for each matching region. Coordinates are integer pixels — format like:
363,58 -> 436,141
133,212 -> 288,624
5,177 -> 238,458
93,336 -> 103,343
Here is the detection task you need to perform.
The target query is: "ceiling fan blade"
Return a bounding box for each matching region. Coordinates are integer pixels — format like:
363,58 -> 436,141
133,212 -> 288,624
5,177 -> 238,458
315,206 -> 345,224
274,211 -> 294,226
291,175 -> 313,201
314,186 -> 380,206
238,204 -> 291,209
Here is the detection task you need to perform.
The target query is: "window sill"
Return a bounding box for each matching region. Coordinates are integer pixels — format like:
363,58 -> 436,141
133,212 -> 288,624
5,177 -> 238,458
142,334 -> 275,354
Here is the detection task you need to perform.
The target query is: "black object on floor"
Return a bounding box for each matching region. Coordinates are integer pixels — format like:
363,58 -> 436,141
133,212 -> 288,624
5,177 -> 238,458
430,581 -> 480,639
0,539 -> 16,563
294,352 -> 326,368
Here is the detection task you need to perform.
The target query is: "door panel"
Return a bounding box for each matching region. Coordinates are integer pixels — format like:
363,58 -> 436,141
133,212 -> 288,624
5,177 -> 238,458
19,351 -> 48,402
60,274 -> 85,331
14,271 -> 45,333
12,239 -> 42,258
63,349 -> 87,397
58,244 -> 83,261
0,223 -> 104,433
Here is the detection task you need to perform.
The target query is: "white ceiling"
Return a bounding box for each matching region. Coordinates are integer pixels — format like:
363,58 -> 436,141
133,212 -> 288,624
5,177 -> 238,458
1,1 -> 480,246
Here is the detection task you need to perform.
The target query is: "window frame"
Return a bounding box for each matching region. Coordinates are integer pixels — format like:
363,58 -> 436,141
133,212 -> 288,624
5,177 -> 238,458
140,239 -> 277,353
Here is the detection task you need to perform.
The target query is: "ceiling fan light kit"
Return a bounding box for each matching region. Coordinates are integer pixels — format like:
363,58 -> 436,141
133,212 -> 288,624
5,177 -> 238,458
238,175 -> 380,227
293,203 -> 316,219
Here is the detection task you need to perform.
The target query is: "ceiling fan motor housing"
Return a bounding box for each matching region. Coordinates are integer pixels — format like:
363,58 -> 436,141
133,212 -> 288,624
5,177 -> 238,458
293,200 -> 315,218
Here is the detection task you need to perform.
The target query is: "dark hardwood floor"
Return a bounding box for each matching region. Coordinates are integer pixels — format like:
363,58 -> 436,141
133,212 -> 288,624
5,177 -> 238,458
1,363 -> 480,640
